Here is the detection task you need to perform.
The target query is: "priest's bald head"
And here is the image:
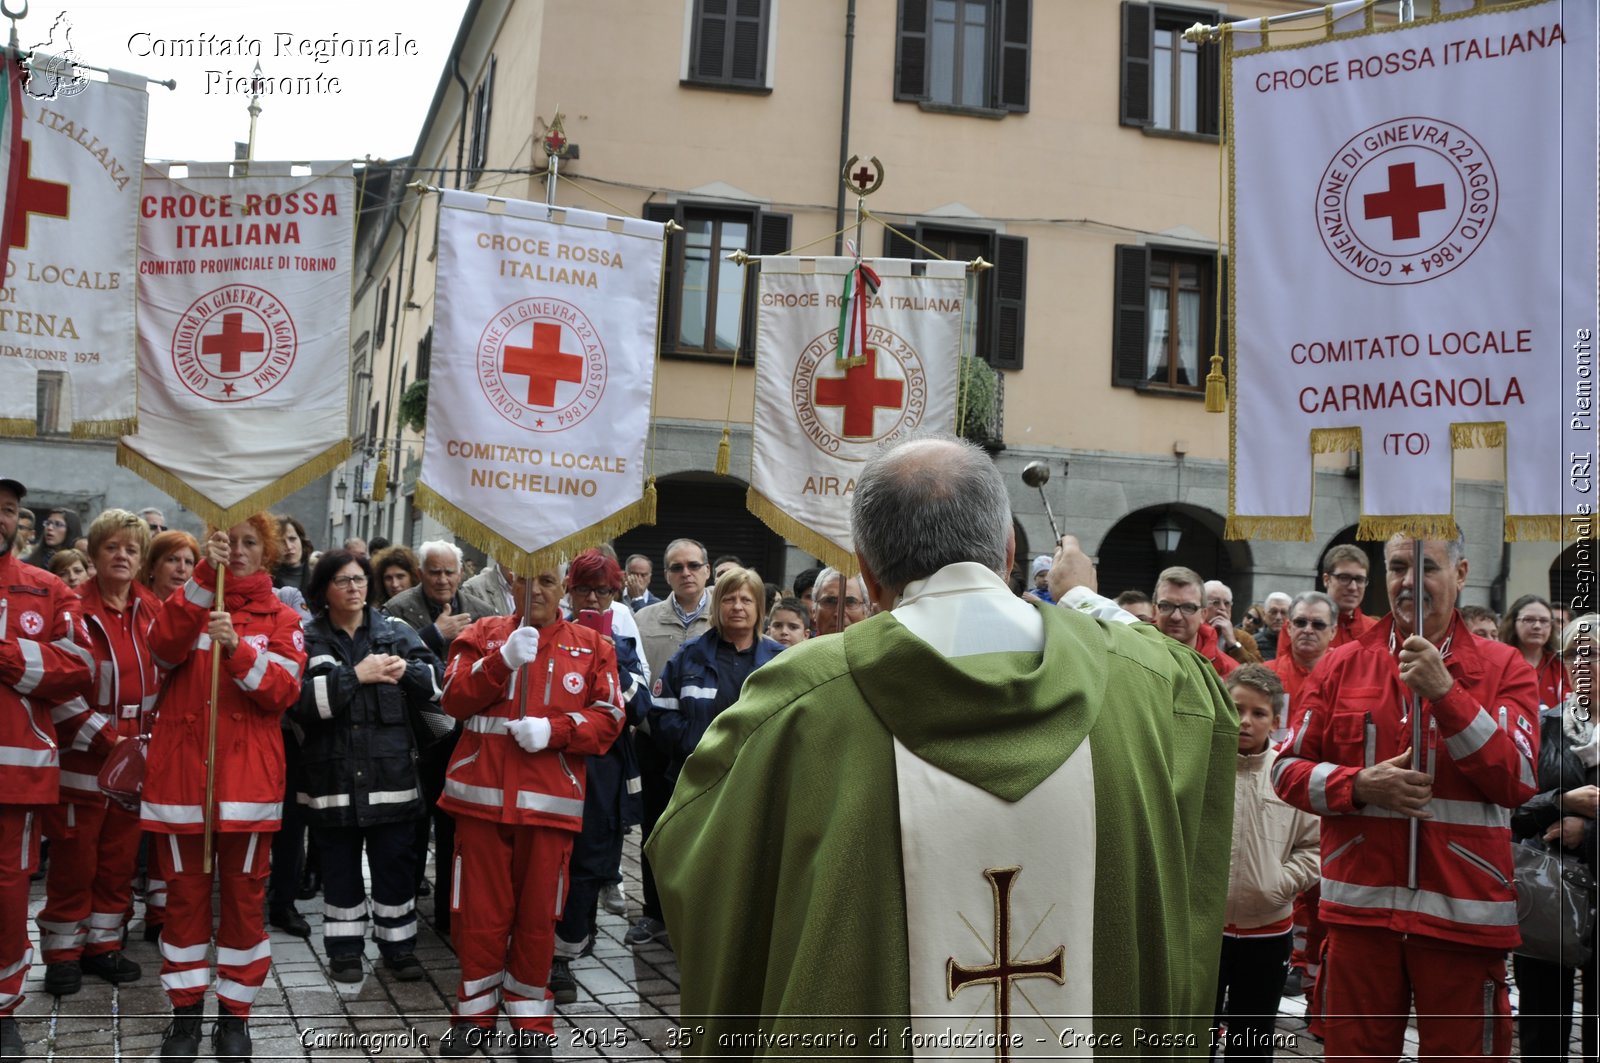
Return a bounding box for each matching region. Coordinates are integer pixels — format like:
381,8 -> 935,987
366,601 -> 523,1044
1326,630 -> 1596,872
852,435 -> 1014,608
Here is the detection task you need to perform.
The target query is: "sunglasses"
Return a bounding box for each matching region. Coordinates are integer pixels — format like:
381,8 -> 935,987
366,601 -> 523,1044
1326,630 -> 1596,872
1291,616 -> 1330,631
668,561 -> 706,574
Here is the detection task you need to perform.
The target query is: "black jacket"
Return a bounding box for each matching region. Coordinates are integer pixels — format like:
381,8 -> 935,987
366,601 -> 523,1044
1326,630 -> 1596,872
290,607 -> 443,827
1512,700 -> 1597,874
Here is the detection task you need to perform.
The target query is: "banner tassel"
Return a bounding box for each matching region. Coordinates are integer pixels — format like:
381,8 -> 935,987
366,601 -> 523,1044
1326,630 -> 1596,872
642,477 -> 658,526
371,457 -> 389,502
714,427 -> 731,477
1203,354 -> 1227,413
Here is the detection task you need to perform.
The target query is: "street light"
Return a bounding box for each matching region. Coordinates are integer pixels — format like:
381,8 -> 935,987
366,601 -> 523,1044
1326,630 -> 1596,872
334,473 -> 348,502
1152,512 -> 1182,554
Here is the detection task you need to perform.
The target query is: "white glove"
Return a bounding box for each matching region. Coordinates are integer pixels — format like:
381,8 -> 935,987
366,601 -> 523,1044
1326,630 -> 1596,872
500,626 -> 540,670
505,716 -> 552,753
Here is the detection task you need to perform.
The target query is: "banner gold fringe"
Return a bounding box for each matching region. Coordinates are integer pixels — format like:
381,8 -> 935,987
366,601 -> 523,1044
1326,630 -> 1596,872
0,418 -> 36,437
1356,514 -> 1459,541
1310,427 -> 1362,453
714,427 -> 731,477
414,480 -> 656,577
1505,515 -> 1564,542
642,477 -> 658,525
1224,515 -> 1314,541
71,418 -> 137,440
1452,423 -> 1506,449
116,439 -> 352,529
746,487 -> 856,575
1204,354 -> 1227,412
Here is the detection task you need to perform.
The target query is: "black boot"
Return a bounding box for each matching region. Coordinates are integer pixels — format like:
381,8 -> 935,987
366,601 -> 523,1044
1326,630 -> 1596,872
1,1016 -> 24,1058
438,1023 -> 490,1057
159,1002 -> 204,1063
213,1012 -> 252,1063
509,1030 -> 555,1061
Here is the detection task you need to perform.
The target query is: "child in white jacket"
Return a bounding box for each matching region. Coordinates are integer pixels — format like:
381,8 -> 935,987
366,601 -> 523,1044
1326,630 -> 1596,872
1214,665 -> 1321,1058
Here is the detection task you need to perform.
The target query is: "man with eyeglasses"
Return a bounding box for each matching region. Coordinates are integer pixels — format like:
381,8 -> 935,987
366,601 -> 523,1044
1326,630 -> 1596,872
649,437 -> 1238,1053
138,508 -> 167,534
629,538 -> 713,949
623,554 -> 659,612
1274,534 -> 1538,1062
1154,566 -> 1239,677
1204,580 -> 1262,664
1322,544 -> 1378,649
1267,590 -> 1340,1004
811,566 -> 870,637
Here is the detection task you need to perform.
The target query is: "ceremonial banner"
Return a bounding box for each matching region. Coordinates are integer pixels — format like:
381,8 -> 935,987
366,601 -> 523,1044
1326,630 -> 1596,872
0,68 -> 146,437
750,257 -> 966,571
418,190 -> 664,574
1227,0 -> 1596,541
119,161 -> 354,526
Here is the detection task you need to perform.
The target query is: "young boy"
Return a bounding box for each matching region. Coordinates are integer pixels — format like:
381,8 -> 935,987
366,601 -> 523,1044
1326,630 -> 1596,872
767,597 -> 809,647
1214,665 -> 1321,1058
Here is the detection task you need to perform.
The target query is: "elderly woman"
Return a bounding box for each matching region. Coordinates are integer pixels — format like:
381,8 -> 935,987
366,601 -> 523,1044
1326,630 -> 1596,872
1500,594 -> 1570,709
141,531 -> 201,601
290,550 -> 442,983
37,511 -> 161,997
370,545 -> 421,606
145,517 -> 305,1063
1512,614 -> 1599,1063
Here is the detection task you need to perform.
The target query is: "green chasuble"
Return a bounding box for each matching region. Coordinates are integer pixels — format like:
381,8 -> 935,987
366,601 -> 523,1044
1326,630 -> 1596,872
647,601 -> 1238,1059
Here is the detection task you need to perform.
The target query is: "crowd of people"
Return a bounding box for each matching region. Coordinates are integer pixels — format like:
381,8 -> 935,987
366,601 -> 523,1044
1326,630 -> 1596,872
0,463 -> 1593,1063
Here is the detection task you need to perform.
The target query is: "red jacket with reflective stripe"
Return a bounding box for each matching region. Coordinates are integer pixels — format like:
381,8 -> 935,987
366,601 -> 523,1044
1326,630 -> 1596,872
1194,621 -> 1240,678
140,561 -> 306,834
54,580 -> 164,804
440,614 -> 623,831
1271,615 -> 1539,948
0,553 -> 93,805
1531,649 -> 1570,710
1267,651 -> 1317,713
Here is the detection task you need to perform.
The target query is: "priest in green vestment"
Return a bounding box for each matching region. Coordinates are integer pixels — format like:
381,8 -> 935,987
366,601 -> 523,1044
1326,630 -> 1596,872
648,437 -> 1239,1059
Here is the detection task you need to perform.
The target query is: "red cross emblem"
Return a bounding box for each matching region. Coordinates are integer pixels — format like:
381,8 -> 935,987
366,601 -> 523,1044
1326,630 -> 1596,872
503,322 -> 584,407
1363,162 -> 1447,241
814,347 -> 904,439
201,312 -> 268,375
8,140 -> 70,249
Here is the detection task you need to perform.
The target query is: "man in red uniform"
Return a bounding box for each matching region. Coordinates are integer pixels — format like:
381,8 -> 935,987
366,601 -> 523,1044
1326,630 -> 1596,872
1322,544 -> 1378,649
1273,534 -> 1539,1061
437,563 -> 624,1061
0,478 -> 93,1060
1266,589 -> 1337,1002
1154,566 -> 1238,678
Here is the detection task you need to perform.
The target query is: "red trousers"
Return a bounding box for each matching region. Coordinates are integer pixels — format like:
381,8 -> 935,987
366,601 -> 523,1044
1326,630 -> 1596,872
451,816 -> 573,1035
153,831 -> 272,1017
37,800 -> 142,962
1289,884 -> 1325,985
1320,923 -> 1512,1062
0,807 -> 42,1018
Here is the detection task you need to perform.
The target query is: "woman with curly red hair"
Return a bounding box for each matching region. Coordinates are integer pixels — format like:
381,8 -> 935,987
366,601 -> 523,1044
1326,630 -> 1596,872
144,515 -> 305,1063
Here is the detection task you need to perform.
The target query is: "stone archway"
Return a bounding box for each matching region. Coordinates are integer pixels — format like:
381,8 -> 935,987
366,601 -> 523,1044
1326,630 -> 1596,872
1095,504 -> 1251,609
1315,526 -> 1387,618
612,472 -> 789,599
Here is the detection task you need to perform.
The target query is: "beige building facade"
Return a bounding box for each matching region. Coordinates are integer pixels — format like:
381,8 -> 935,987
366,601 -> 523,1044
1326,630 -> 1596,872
332,0 -> 1577,615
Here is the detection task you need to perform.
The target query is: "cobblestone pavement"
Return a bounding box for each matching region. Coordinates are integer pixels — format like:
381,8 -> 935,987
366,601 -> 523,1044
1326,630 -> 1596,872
15,832 -> 1571,1060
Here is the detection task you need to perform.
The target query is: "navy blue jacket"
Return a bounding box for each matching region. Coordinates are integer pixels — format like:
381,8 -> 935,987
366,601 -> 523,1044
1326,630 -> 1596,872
648,628 -> 784,773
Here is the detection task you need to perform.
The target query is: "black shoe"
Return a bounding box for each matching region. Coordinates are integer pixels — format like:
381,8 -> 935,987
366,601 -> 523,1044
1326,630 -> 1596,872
548,958 -> 576,1005
1282,968 -> 1305,997
329,955 -> 364,983
212,1012 -> 251,1063
416,878 -> 432,897
1,1017 -> 23,1058
82,950 -> 142,984
160,1002 -> 204,1063
43,960 -> 81,997
383,953 -> 424,981
296,868 -> 321,901
29,840 -> 47,881
509,1029 -> 555,1061
269,907 -> 311,939
437,1024 -> 490,1057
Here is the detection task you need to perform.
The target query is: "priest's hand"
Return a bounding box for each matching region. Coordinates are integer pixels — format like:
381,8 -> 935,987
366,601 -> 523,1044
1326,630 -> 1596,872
505,716 -> 552,753
208,611 -> 239,655
1352,748 -> 1433,819
1047,535 -> 1096,603
501,626 -> 540,669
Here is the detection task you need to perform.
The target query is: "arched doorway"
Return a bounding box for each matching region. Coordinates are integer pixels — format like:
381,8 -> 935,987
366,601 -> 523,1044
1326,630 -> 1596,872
1549,538 -> 1597,615
612,473 -> 789,600
1315,526 -> 1387,618
1096,505 -> 1249,608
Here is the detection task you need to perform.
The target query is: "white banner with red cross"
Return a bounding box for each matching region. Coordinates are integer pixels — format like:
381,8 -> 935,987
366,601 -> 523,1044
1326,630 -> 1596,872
749,257 -> 966,572
118,160 -> 354,527
417,189 -> 665,575
1227,0 -> 1595,542
0,68 -> 147,439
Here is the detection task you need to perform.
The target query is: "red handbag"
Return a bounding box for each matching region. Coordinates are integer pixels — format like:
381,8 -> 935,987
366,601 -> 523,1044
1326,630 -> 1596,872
98,734 -> 149,813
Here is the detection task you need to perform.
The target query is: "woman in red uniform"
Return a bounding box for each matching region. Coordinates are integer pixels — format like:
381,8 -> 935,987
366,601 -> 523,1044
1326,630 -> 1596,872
1499,594 -> 1569,709
144,518 -> 305,1063
37,510 -> 162,997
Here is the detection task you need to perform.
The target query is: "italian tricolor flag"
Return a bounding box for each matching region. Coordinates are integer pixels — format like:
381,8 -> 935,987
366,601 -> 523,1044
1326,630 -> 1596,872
0,48 -> 24,274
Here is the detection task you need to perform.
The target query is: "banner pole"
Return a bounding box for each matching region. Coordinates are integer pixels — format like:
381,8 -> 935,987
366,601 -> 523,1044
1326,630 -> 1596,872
1406,536 -> 1425,891
203,564 -> 225,874
516,574 -> 534,720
